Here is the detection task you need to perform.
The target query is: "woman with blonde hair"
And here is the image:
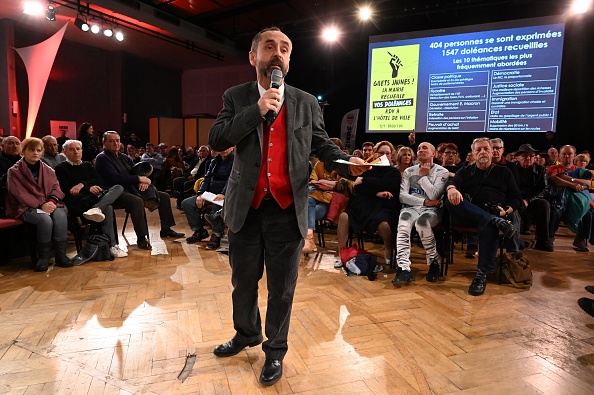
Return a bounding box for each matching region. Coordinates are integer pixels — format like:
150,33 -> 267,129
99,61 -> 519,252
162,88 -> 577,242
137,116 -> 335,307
6,137 -> 75,271
395,146 -> 415,176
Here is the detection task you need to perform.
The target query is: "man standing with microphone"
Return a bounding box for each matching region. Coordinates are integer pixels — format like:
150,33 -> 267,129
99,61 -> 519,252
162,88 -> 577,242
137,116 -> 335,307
209,27 -> 367,386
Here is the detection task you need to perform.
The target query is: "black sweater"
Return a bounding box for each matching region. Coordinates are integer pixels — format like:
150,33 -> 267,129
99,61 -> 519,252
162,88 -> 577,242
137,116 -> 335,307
447,163 -> 522,210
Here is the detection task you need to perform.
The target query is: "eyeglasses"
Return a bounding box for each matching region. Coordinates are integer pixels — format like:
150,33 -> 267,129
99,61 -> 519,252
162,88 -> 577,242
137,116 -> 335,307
492,146 -> 504,150
443,151 -> 456,155
520,155 -> 536,159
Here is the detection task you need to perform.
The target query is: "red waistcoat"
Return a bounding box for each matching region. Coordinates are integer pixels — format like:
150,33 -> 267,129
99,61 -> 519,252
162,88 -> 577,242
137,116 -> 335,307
251,105 -> 294,209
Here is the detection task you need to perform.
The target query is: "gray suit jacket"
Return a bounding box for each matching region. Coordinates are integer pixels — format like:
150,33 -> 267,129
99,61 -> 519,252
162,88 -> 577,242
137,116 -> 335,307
209,81 -> 351,238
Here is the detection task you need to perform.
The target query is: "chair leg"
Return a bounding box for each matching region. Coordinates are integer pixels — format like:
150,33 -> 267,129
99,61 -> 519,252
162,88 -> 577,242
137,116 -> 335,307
497,235 -> 505,284
122,212 -> 129,238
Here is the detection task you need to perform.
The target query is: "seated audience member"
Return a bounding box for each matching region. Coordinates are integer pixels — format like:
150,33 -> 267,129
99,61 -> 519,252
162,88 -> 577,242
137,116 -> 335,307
0,136 -> 21,177
303,137 -> 345,254
183,146 -> 197,165
491,138 -> 521,253
515,144 -> 553,251
445,137 -> 521,296
460,151 -> 474,167
158,143 -> 169,158
125,133 -> 143,149
395,146 -> 415,176
393,142 -> 448,285
575,153 -> 591,170
6,137 -> 76,271
40,135 -> 66,169
173,145 -> 212,209
55,140 -> 127,258
361,142 -> 374,161
126,144 -> 141,163
548,147 -> 560,165
439,143 -> 461,177
0,136 -> 3,152
161,147 -> 186,191
95,131 -> 184,250
183,147 -> 234,250
141,143 -> 163,180
336,141 -> 400,267
78,122 -> 101,163
352,149 -> 363,159
546,145 -> 592,252
56,130 -> 69,153
536,152 -> 551,168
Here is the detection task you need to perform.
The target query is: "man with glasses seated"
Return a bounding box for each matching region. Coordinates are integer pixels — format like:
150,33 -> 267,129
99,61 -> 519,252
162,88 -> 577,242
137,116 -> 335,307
515,144 -> 553,252
445,137 -> 521,296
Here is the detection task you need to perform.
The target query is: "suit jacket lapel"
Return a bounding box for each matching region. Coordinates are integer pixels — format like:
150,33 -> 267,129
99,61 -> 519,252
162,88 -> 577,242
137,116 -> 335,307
248,82 -> 264,152
285,85 -> 297,170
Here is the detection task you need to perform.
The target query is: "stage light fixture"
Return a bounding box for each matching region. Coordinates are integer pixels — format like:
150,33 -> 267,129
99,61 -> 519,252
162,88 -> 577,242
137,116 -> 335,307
103,23 -> 113,37
359,6 -> 372,20
74,15 -> 89,32
89,18 -> 101,34
45,4 -> 56,21
322,26 -> 340,42
115,29 -> 124,42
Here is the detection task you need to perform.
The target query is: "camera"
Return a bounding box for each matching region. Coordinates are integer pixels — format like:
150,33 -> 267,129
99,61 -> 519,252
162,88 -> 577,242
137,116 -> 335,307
480,202 -> 502,216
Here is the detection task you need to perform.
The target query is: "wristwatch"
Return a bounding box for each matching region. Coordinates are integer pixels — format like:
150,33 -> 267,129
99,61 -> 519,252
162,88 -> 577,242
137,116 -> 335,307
571,178 -> 575,182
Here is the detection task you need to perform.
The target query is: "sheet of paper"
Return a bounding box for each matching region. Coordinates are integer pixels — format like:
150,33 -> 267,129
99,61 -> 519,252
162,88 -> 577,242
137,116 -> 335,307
201,191 -> 224,206
36,209 -> 49,214
334,154 -> 391,167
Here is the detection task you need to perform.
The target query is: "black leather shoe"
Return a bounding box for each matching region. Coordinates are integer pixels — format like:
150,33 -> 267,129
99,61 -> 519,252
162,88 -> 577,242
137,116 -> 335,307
468,277 -> 486,296
260,359 -> 282,386
585,285 -> 594,295
213,337 -> 263,358
426,260 -> 440,282
578,297 -> 594,317
137,238 -> 152,250
160,228 -> 185,238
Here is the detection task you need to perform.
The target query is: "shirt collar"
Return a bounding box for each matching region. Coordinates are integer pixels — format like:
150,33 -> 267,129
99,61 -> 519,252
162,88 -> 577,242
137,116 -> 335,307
66,158 -> 82,166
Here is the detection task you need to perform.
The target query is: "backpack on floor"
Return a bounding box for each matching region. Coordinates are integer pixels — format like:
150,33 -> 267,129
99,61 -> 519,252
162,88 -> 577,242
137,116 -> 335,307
77,233 -> 114,263
498,252 -> 532,288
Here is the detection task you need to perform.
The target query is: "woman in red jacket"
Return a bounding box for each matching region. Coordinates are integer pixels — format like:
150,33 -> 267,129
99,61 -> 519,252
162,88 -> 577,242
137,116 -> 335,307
6,137 -> 75,271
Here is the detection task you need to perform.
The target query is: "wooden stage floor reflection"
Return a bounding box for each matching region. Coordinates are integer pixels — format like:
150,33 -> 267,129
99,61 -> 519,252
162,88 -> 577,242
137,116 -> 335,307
1,202 -> 594,394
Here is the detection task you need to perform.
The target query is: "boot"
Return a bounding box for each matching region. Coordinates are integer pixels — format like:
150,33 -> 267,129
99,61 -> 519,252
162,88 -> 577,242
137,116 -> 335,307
53,240 -> 74,267
302,233 -> 317,254
34,242 -> 53,272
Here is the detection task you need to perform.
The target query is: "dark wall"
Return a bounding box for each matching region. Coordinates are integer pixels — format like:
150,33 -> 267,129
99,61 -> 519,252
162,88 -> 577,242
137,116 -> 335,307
286,8 -> 594,154
14,27 -> 181,143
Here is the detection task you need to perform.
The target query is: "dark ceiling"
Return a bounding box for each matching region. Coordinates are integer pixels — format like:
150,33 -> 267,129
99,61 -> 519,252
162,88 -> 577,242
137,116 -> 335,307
0,0 -> 578,71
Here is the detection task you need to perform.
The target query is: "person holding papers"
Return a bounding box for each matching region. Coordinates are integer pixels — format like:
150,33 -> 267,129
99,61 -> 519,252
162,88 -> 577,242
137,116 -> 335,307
183,147 -> 234,250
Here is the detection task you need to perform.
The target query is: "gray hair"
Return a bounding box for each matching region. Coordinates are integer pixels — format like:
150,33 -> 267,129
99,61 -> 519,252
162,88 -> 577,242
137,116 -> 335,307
62,139 -> 82,151
471,137 -> 492,152
489,138 -> 503,147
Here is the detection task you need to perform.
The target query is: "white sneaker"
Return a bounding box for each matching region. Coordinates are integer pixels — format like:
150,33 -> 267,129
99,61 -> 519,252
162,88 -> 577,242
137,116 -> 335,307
83,207 -> 105,222
110,246 -> 128,258
334,259 -> 343,268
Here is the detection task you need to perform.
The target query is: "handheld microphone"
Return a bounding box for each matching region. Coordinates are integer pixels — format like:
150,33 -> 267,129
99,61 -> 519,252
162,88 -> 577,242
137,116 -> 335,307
265,69 -> 283,126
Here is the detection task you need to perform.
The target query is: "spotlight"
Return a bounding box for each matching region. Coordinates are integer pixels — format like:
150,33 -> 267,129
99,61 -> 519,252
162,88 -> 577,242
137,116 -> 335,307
74,15 -> 89,32
45,4 -> 56,21
115,29 -> 124,42
572,0 -> 592,13
103,23 -> 113,37
359,6 -> 372,21
23,2 -> 43,15
89,18 -> 101,34
322,26 -> 340,42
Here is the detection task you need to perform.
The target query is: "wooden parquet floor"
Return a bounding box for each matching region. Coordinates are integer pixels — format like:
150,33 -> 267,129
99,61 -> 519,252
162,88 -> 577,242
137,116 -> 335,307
1,201 -> 594,394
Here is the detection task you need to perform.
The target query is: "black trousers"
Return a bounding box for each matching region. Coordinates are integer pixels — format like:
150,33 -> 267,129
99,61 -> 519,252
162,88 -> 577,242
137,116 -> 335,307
113,191 -> 176,238
228,199 -> 303,360
524,198 -> 551,243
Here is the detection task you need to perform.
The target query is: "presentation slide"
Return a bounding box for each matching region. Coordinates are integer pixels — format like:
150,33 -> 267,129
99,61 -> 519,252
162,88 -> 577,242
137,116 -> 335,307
366,17 -> 566,134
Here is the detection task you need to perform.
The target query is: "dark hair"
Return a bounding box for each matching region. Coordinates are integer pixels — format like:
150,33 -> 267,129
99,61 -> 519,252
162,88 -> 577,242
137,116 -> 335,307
362,141 -> 374,148
167,148 -> 179,158
251,27 -> 282,52
329,137 -> 343,150
77,122 -> 93,139
439,143 -> 458,153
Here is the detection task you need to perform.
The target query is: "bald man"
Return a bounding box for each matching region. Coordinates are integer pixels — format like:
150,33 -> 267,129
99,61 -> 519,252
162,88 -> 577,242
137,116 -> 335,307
41,135 -> 66,169
0,136 -> 21,177
393,142 -> 449,286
